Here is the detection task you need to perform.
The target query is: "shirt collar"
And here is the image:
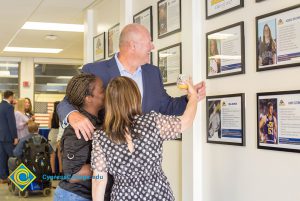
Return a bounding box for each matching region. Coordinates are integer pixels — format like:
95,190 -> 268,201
114,53 -> 142,75
3,99 -> 10,104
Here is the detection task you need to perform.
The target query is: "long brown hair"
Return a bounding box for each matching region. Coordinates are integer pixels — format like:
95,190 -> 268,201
103,76 -> 142,143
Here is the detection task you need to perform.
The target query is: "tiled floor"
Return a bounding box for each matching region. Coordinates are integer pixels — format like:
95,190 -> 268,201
0,180 -> 58,200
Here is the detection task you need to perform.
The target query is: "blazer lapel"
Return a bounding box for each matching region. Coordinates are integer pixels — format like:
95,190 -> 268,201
141,65 -> 148,112
107,55 -> 121,79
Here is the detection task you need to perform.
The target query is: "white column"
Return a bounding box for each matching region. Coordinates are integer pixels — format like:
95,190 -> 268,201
84,9 -> 94,64
19,57 -> 34,101
181,0 -> 203,200
119,0 -> 133,29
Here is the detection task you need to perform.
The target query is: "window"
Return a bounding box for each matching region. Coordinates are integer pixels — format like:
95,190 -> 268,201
0,62 -> 19,99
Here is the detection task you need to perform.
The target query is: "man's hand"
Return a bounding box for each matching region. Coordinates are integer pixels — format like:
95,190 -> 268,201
194,81 -> 206,101
68,111 -> 95,141
13,138 -> 19,145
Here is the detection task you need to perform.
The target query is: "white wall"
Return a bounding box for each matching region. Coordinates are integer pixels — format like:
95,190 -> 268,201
201,0 -> 300,201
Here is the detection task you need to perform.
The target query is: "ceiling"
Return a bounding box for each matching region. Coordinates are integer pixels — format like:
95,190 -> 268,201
0,0 -> 98,59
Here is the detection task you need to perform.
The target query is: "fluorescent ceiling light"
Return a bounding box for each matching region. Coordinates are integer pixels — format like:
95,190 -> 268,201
57,76 -> 72,79
0,63 -> 18,68
4,47 -> 62,53
46,83 -> 67,86
22,22 -> 84,32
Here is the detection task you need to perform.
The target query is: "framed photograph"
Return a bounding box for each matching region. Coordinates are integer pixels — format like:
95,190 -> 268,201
108,23 -> 120,57
206,93 -> 245,146
133,6 -> 153,40
257,90 -> 300,153
256,4 -> 300,71
206,22 -> 245,79
157,43 -> 182,86
206,0 -> 244,19
93,32 -> 105,61
157,0 -> 181,39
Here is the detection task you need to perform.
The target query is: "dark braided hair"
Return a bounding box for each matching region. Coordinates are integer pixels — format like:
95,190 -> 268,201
66,73 -> 97,108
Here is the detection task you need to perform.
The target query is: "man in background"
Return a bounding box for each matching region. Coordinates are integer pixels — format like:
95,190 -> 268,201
0,90 -> 18,183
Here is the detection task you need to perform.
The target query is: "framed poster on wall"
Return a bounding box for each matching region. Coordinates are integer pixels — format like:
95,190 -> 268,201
157,43 -> 182,86
257,90 -> 300,153
206,93 -> 245,146
157,0 -> 181,39
108,23 -> 120,57
206,22 -> 245,79
256,4 -> 300,71
133,6 -> 153,40
93,32 -> 105,61
206,0 -> 244,19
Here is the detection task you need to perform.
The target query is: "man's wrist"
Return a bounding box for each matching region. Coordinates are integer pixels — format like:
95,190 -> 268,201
62,110 -> 78,128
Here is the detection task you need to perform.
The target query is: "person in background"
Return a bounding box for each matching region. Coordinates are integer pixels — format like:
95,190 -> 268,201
0,90 -> 18,183
15,98 -> 31,139
54,73 -> 105,201
48,101 -> 63,176
13,120 -> 52,157
24,97 -> 35,120
92,76 -> 201,201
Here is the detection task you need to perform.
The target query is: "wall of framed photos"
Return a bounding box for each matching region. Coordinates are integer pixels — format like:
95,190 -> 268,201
202,1 -> 300,201
84,0 -> 300,201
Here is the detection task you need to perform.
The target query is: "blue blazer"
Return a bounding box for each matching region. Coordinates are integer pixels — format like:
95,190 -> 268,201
0,100 -> 17,142
57,56 -> 187,121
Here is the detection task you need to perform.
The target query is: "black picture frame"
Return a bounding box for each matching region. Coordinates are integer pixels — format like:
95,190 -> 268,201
257,90 -> 300,153
206,93 -> 245,146
93,32 -> 105,62
206,0 -> 244,19
133,6 -> 153,40
256,4 -> 300,72
206,21 -> 245,79
157,0 -> 181,39
108,23 -> 120,57
256,0 -> 266,2
157,43 -> 182,86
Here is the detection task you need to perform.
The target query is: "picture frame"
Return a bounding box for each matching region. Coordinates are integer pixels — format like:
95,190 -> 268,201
93,32 -> 105,62
157,0 -> 181,39
206,21 -> 245,79
206,0 -> 244,19
257,90 -> 300,153
157,43 -> 182,86
108,23 -> 120,57
206,93 -> 245,146
256,0 -> 266,2
256,4 -> 300,71
133,6 -> 153,40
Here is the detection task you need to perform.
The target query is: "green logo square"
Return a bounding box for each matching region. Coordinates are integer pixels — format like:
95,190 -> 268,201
9,163 -> 36,191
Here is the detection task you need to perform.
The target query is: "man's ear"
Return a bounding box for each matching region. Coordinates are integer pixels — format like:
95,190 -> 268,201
85,95 -> 92,104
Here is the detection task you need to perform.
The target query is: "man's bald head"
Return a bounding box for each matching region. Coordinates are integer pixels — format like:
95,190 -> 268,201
119,23 -> 149,49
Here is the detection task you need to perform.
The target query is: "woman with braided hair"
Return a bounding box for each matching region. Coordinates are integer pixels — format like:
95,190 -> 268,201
54,73 -> 105,201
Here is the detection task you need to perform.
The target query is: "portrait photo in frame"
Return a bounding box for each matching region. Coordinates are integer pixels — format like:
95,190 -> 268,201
157,43 -> 182,86
206,0 -> 244,19
206,22 -> 245,79
133,6 -> 153,40
256,4 -> 300,71
206,93 -> 245,146
157,0 -> 181,39
93,32 -> 105,61
257,90 -> 300,153
108,23 -> 120,57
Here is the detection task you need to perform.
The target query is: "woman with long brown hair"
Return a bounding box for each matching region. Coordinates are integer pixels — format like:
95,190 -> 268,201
259,24 -> 277,66
92,76 -> 200,201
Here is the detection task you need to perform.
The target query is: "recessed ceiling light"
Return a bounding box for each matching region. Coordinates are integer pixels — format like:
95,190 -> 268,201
22,22 -> 84,32
4,47 -> 62,53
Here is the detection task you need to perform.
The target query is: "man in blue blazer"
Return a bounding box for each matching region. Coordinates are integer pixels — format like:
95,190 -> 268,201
57,23 -> 206,140
0,90 -> 18,183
